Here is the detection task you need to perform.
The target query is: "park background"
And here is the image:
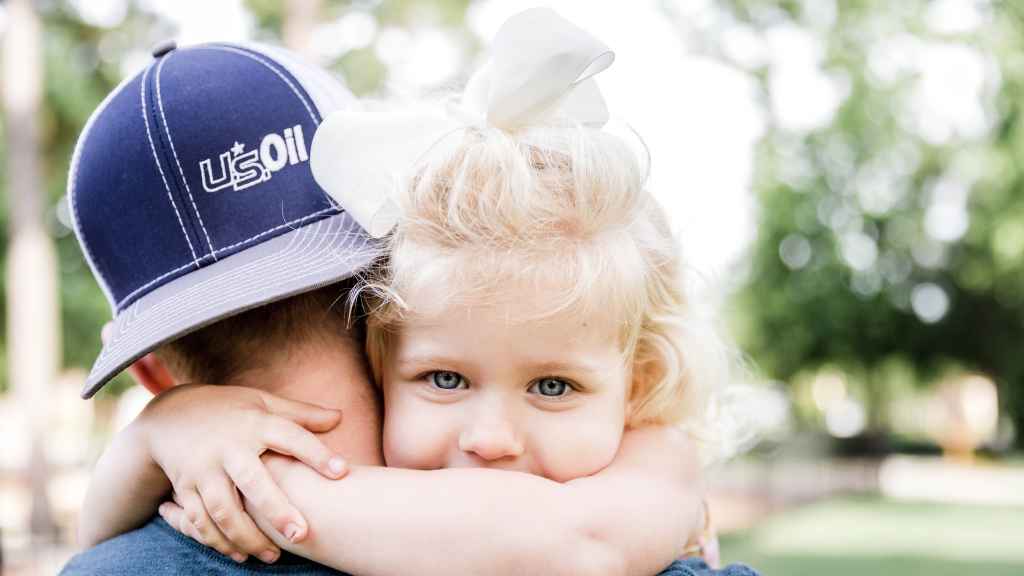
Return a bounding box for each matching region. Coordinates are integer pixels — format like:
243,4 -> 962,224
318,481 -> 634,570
1,0 -> 1022,574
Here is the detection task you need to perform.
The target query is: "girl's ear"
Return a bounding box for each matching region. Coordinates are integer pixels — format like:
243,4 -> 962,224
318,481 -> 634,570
128,353 -> 178,396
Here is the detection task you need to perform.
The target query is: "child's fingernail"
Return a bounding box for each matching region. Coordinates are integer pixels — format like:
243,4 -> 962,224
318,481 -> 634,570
284,523 -> 303,542
231,553 -> 247,564
328,457 -> 346,476
259,550 -> 279,563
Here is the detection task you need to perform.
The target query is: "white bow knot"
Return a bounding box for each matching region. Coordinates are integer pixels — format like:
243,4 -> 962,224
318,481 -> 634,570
310,7 -> 614,238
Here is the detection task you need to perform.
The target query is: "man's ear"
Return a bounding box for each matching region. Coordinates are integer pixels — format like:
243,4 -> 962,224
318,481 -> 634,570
104,321 -> 177,395
128,353 -> 177,396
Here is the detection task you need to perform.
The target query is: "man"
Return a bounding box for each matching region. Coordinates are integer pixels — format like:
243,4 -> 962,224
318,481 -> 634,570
60,40 -> 379,575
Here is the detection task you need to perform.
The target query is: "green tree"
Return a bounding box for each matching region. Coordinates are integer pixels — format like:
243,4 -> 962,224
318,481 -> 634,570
700,0 -> 1024,447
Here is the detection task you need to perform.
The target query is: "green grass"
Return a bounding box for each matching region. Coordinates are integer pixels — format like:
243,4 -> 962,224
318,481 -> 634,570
719,495 -> 1024,576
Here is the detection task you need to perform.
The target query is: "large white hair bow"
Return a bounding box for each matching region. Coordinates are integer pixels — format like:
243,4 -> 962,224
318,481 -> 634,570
310,7 -> 615,238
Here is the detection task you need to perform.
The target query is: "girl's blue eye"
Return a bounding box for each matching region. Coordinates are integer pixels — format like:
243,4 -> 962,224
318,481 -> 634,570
429,371 -> 465,390
533,378 -> 570,397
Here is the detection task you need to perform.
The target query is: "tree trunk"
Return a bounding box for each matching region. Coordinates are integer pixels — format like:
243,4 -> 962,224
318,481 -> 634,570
3,0 -> 60,540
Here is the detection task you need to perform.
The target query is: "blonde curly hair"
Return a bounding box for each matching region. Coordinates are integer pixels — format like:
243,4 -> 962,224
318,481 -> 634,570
352,112 -> 732,449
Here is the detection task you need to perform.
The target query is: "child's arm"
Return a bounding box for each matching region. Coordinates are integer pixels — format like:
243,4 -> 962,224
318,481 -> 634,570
77,417 -> 171,547
167,425 -> 702,576
282,426 -> 700,576
130,384 -> 701,574
78,384 -> 349,564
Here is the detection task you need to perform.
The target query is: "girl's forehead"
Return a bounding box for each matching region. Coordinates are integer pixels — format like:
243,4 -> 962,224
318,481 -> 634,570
402,279 -> 622,332
394,298 -> 627,368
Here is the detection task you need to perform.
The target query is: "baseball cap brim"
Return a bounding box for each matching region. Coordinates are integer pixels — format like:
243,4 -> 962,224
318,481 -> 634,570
81,212 -> 379,398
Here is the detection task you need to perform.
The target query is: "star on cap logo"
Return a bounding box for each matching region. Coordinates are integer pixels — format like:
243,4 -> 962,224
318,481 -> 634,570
199,124 -> 309,193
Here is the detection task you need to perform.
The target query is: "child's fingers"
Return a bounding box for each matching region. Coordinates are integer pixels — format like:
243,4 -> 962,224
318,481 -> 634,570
159,502 -> 217,553
168,503 -> 251,564
223,453 -> 309,544
259,393 -> 342,433
159,502 -> 194,538
197,474 -> 281,563
175,489 -> 245,562
261,418 -> 348,480
164,496 -> 246,563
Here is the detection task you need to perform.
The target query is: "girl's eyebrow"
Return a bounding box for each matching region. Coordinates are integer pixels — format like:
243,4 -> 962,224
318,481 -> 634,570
395,356 -> 602,376
526,360 -> 602,376
395,354 -> 465,368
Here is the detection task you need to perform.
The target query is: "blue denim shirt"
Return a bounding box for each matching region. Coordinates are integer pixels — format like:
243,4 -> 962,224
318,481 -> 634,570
661,558 -> 759,576
60,518 -> 346,575
60,517 -> 759,575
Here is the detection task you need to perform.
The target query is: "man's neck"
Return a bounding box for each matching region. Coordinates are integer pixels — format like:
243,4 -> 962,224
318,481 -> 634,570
229,338 -> 384,466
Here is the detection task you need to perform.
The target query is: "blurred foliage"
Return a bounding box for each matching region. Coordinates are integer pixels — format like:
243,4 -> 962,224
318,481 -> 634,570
0,0 -> 480,395
246,0 -> 476,96
698,0 -> 1024,446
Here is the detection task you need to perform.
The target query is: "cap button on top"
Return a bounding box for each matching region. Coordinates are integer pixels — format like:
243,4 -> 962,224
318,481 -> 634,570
151,40 -> 177,58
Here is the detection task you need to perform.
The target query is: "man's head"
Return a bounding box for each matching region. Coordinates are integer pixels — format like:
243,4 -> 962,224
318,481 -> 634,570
69,41 -> 379,399
125,279 -> 383,463
70,41 -> 385,461
153,281 -> 361,386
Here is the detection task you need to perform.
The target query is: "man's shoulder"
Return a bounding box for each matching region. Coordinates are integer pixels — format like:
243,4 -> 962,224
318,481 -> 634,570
60,518 -> 348,575
658,558 -> 760,576
60,518 -> 185,575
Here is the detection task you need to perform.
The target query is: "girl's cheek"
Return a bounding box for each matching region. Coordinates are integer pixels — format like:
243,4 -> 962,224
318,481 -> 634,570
382,398 -> 453,469
537,412 -> 624,482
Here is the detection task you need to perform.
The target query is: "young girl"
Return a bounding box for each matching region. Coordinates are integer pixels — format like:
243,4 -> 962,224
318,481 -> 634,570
82,8 -> 743,575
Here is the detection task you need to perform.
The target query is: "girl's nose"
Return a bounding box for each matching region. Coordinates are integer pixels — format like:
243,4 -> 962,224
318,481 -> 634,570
458,412 -> 525,462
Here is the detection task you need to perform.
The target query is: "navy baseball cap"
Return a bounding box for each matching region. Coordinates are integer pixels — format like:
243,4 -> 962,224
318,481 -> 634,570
69,41 -> 380,398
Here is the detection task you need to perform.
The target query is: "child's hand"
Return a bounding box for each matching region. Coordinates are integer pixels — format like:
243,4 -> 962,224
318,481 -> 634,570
137,384 -> 348,563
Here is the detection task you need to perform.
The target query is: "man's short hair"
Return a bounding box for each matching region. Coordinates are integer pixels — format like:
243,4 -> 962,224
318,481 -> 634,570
156,281 -> 362,384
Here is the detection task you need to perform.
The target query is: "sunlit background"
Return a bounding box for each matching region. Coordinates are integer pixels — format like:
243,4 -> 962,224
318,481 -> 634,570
1,0 -> 1022,575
